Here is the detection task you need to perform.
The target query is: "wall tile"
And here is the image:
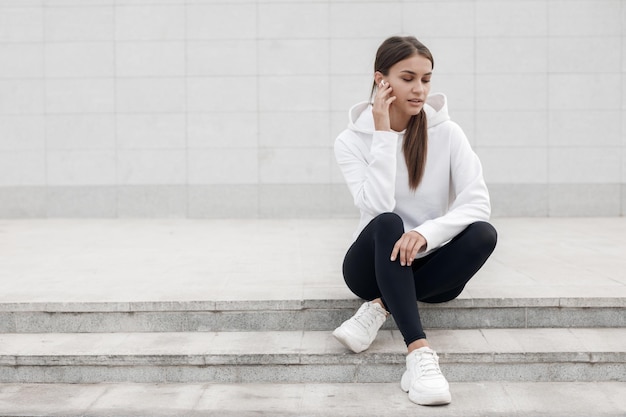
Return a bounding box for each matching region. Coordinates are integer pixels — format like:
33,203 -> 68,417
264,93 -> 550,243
0,115 -> 45,151
0,80 -> 45,115
116,41 -> 185,77
329,74 -> 372,113
115,5 -> 184,40
187,112 -> 257,149
117,185 -> 187,217
476,111 -> 547,147
116,113 -> 185,149
0,7 -> 43,42
549,74 -> 621,110
259,112 -> 329,148
117,0 -> 182,4
0,44 -> 43,78
259,3 -> 328,39
259,76 -> 329,112
477,74 -> 547,111
549,184 -> 620,216
46,79 -> 115,114
548,37 -> 621,74
330,183 -> 356,218
46,186 -> 117,218
330,110 -> 349,146
259,147 -> 331,184
188,184 -> 258,218
45,0 -> 112,5
476,37 -> 548,74
549,110 -> 620,147
46,114 -> 115,150
187,77 -> 257,112
0,151 -> 45,186
259,184 -> 331,218
47,150 -> 116,185
623,37 -> 626,73
488,183 -> 549,217
116,78 -> 185,113
45,42 -> 114,78
424,37 -> 474,75
330,39 -> 377,75
187,40 -> 257,76
44,6 -> 113,41
548,0 -> 621,37
623,146 -> 626,183
259,39 -> 329,76
432,74 -> 476,110
623,112 -> 626,146
0,1 -> 42,6
0,0 -> 624,219
186,0 -> 260,3
117,149 -> 186,185
451,110 -> 476,147
0,186 -> 46,218
187,4 -> 256,40
188,148 -> 257,185
402,2 -> 475,38
476,0 -> 547,37
330,2 -> 402,39
549,147 -> 621,183
476,147 -> 548,183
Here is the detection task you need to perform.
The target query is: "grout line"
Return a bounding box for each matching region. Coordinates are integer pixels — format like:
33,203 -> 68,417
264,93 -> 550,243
184,0 -> 190,218
113,2 -> 119,217
546,0 -> 552,217
256,1 -> 261,218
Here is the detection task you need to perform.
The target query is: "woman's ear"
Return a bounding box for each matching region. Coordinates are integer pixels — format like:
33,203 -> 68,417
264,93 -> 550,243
374,71 -> 384,86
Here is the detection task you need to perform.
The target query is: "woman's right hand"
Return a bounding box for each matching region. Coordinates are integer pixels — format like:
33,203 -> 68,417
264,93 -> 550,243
372,79 -> 396,131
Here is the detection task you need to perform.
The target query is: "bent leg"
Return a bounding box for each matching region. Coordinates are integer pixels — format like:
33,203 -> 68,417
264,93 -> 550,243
343,213 -> 428,345
412,221 -> 497,303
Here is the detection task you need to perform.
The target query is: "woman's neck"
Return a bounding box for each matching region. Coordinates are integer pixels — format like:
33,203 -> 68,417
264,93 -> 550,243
389,109 -> 410,132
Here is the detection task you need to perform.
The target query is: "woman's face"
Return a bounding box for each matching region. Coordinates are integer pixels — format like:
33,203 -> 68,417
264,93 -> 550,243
379,54 -> 433,118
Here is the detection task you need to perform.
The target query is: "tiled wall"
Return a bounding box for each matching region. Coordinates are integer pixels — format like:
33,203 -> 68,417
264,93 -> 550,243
0,0 -> 624,218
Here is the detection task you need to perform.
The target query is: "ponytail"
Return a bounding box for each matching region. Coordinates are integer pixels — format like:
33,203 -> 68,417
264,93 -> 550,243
403,110 -> 428,190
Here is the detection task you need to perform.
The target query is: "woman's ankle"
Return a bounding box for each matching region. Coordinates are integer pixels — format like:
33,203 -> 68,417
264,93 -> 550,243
371,298 -> 389,314
407,338 -> 429,353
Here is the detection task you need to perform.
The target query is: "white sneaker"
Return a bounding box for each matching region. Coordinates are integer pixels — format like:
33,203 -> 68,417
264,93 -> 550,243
400,346 -> 451,406
332,301 -> 388,353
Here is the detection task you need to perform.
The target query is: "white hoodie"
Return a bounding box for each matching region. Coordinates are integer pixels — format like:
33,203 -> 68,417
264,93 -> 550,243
334,93 -> 491,258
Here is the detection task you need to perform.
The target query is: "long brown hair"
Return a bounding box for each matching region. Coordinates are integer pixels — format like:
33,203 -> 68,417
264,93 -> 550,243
371,36 -> 434,190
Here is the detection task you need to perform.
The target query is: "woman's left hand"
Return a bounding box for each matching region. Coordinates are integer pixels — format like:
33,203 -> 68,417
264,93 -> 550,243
390,231 -> 427,266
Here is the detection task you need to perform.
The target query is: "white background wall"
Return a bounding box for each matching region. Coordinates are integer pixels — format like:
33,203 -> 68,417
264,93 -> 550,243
0,0 -> 624,218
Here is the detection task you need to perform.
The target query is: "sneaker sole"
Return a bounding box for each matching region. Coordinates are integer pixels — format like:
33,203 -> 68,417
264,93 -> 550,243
332,326 -> 369,354
408,390 -> 452,406
401,371 -> 451,406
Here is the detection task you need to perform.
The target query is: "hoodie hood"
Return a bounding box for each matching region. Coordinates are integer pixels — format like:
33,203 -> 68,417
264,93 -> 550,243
348,92 -> 451,134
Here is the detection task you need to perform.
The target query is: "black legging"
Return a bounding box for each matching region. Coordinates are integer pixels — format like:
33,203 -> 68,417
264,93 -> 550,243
342,212 -> 497,346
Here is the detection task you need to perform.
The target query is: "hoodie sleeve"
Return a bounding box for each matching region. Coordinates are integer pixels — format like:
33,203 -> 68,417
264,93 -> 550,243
413,122 -> 491,252
334,130 -> 399,216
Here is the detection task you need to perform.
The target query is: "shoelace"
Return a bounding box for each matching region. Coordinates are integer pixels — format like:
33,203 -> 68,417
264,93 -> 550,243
416,351 -> 443,377
352,304 -> 377,330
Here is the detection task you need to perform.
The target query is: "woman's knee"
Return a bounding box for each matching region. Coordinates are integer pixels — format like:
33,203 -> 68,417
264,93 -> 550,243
467,221 -> 498,254
374,212 -> 404,231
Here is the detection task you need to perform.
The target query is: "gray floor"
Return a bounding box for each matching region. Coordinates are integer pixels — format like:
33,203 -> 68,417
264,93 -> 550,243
1,217 -> 625,416
1,217 -> 626,304
0,382 -> 625,417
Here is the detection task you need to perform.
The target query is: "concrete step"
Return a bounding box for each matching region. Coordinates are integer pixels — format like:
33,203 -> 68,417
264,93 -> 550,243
0,382 -> 625,417
1,297 -> 624,333
0,328 -> 624,384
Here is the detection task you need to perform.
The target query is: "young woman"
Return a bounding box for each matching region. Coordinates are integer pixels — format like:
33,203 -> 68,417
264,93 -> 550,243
333,36 -> 497,406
